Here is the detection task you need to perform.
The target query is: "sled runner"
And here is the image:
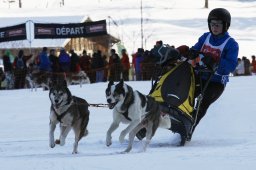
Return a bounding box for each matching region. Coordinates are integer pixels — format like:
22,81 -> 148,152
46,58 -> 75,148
136,45 -> 217,145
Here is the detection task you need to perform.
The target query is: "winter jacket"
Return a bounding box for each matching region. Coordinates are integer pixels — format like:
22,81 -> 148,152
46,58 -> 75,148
252,59 -> 256,73
59,51 -> 70,63
39,51 -> 51,71
3,55 -> 13,72
135,53 -> 144,73
70,52 -> 80,72
192,32 -> 239,85
121,53 -> 130,70
59,51 -> 70,72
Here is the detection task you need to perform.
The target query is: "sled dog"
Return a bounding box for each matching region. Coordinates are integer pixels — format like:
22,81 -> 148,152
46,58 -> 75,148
105,80 -> 171,152
65,71 -> 91,87
49,81 -> 90,154
26,71 -> 51,91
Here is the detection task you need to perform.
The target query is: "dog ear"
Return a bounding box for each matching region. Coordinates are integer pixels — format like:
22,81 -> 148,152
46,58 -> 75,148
108,80 -> 114,87
120,79 -> 124,85
62,79 -> 68,87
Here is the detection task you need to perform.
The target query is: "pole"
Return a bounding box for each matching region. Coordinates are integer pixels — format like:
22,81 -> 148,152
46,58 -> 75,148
19,0 -> 22,8
204,0 -> 208,8
26,20 -> 33,54
140,0 -> 143,49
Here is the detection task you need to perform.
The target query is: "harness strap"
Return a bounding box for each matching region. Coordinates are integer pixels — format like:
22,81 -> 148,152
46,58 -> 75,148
52,101 -> 73,123
53,108 -> 69,123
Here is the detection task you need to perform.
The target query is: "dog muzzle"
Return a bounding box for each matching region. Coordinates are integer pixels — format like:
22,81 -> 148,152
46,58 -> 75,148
108,102 -> 118,109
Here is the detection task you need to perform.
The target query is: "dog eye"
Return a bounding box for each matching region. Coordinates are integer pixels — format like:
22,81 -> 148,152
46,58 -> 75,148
113,92 -> 118,97
106,90 -> 111,96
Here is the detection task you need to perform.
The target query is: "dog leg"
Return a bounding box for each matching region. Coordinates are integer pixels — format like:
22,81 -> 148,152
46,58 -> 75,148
124,123 -> 144,153
72,125 -> 86,154
49,121 -> 57,148
119,119 -> 140,144
73,131 -> 80,154
143,122 -> 154,152
59,125 -> 72,146
106,122 -> 120,146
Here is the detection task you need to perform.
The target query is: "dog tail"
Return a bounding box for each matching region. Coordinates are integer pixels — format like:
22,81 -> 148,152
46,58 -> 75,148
84,129 -> 89,137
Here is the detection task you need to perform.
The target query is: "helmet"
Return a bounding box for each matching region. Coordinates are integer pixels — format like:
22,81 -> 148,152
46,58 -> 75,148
208,8 -> 231,33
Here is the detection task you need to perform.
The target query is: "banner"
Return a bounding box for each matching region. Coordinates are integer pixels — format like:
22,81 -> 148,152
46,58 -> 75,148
34,20 -> 107,39
0,23 -> 27,42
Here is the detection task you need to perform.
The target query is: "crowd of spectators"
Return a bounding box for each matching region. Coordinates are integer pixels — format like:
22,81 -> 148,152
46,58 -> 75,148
0,42 -> 255,90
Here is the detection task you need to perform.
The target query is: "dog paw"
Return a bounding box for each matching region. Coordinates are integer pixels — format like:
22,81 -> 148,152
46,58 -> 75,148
106,135 -> 112,146
55,139 -> 60,144
124,147 -> 132,153
106,140 -> 112,147
72,151 -> 78,154
49,142 -> 55,148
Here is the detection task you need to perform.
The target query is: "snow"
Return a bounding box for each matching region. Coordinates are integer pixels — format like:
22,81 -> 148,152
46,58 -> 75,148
0,77 -> 256,170
0,0 -> 256,169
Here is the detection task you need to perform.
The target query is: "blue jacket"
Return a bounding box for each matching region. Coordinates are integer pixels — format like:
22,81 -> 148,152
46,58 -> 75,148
192,32 -> 239,85
39,51 -> 51,71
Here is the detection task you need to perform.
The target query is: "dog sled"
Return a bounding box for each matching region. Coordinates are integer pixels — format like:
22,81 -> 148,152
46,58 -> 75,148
136,45 -> 218,146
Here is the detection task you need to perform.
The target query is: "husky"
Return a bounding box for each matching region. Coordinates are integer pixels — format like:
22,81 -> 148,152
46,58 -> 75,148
105,80 -> 171,152
65,71 -> 91,87
26,71 -> 51,91
49,81 -> 90,154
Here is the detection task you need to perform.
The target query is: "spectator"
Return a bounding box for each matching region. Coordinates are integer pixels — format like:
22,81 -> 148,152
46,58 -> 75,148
69,49 -> 80,73
3,49 -> 14,89
38,47 -> 51,72
91,50 -> 104,82
79,50 -> 91,73
59,48 -> 70,72
242,56 -> 251,75
102,55 -> 109,82
49,49 -> 59,72
235,58 -> 245,76
120,49 -> 130,81
251,55 -> 256,74
135,48 -> 144,80
109,49 -> 121,81
141,50 -> 155,80
13,50 -> 32,89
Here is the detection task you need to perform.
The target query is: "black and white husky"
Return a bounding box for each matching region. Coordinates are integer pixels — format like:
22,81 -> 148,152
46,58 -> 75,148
49,81 -> 90,154
105,80 -> 171,152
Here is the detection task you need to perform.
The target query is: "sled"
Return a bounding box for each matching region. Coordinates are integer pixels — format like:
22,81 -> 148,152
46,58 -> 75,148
137,45 -> 217,145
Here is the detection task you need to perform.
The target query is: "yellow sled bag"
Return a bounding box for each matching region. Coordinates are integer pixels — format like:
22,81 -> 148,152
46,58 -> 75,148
150,61 -> 195,120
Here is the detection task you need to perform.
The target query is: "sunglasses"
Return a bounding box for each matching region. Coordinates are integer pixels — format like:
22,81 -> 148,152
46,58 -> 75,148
210,22 -> 223,28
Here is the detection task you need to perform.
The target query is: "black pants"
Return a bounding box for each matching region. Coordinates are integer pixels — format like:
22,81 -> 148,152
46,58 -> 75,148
193,79 -> 225,127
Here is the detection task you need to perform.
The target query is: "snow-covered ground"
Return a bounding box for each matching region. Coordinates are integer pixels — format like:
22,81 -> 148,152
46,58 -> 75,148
0,77 -> 256,170
0,0 -> 256,169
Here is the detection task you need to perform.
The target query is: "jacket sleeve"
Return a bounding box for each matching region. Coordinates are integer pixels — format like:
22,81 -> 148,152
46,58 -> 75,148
192,33 -> 209,51
217,39 -> 239,74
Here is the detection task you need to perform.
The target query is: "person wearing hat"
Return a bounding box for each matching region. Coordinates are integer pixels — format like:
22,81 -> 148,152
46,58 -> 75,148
176,8 -> 239,141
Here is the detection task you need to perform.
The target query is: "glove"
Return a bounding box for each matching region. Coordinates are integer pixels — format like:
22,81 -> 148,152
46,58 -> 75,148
188,48 -> 200,59
176,45 -> 189,58
201,52 -> 218,70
